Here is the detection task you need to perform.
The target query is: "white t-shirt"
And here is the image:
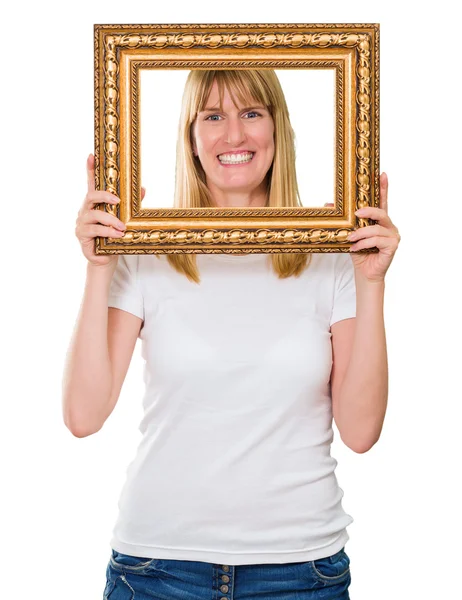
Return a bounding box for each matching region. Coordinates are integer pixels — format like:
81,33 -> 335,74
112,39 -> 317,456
107,252 -> 356,565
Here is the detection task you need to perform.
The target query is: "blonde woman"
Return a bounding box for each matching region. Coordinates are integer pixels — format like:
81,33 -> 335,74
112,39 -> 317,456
64,69 -> 400,599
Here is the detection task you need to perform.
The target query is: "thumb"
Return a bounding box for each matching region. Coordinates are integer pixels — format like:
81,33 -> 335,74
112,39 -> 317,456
86,154 -> 95,193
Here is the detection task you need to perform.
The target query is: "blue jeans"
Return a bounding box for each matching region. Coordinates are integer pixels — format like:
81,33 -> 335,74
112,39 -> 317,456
103,547 -> 351,599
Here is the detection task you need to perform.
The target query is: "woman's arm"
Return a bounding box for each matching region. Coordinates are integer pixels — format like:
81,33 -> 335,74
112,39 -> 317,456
331,275 -> 387,453
62,262 -> 144,438
331,172 -> 399,453
61,263 -> 116,437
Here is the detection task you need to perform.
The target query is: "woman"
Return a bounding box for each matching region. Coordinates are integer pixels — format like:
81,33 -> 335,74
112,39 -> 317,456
64,69 -> 400,599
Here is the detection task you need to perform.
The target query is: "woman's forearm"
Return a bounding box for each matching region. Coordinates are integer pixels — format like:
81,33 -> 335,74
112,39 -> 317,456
61,261 -> 117,437
337,275 -> 388,453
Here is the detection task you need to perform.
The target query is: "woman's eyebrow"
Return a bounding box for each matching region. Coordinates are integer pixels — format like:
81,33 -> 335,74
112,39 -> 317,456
202,105 -> 266,112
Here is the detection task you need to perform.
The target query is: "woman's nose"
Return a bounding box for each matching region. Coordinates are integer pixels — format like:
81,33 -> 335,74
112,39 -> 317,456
225,117 -> 246,146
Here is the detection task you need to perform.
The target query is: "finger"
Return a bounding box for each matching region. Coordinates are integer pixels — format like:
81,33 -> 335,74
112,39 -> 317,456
348,224 -> 395,241
85,208 -> 126,228
87,154 -> 96,193
86,190 -> 120,208
355,206 -> 394,228
350,234 -> 399,252
324,202 -> 334,207
380,172 -> 388,213
81,223 -> 126,239
141,186 -> 146,201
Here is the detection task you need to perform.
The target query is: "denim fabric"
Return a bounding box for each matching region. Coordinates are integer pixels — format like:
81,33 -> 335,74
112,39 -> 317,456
103,547 -> 351,599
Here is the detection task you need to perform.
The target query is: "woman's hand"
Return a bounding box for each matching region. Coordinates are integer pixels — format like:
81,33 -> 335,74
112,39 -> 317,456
347,172 -> 400,282
75,154 -> 126,268
75,155 -> 147,269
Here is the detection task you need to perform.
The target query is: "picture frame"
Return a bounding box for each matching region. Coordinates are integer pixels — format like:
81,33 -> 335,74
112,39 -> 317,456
94,22 -> 380,255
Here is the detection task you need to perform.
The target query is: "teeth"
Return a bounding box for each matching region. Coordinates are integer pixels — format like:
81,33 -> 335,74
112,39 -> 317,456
218,152 -> 254,164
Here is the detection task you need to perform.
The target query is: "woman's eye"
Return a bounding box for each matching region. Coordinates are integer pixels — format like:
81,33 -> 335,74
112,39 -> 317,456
205,111 -> 261,122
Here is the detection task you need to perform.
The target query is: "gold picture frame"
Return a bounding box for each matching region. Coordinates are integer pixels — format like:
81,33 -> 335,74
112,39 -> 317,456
94,22 -> 379,255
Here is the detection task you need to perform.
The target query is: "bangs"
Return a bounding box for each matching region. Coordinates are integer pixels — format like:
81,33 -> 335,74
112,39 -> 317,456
195,70 -> 272,115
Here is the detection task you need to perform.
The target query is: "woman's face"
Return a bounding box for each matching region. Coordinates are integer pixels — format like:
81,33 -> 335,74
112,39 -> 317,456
191,80 -> 275,202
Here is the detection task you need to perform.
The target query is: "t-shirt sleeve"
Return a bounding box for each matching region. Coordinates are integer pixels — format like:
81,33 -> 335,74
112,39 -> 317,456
108,255 -> 144,321
329,253 -> 356,327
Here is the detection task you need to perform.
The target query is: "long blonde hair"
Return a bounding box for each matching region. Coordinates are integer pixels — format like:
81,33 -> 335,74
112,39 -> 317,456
165,69 -> 311,283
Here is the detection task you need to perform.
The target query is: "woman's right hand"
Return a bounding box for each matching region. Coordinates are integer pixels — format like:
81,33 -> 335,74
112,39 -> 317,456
75,154 -> 127,268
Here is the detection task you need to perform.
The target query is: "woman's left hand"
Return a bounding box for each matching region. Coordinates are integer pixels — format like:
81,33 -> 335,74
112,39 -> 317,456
347,172 -> 400,283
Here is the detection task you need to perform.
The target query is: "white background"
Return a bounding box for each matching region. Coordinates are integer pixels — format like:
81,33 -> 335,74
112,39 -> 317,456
141,69 -> 335,207
2,2 -> 460,599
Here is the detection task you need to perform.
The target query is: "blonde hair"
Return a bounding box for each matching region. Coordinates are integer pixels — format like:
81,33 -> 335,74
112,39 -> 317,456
164,69 -> 311,283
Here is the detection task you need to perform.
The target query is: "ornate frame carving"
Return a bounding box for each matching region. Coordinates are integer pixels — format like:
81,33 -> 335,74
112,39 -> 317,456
94,23 -> 379,255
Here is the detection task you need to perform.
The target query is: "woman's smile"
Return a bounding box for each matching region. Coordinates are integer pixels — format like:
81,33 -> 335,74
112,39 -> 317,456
217,151 -> 255,166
